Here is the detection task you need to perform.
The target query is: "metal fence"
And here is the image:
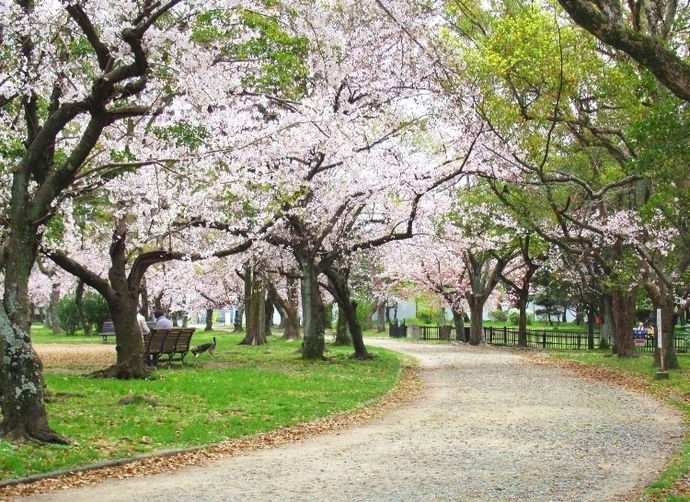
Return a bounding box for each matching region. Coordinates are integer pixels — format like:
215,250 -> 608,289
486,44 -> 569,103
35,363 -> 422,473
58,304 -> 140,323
389,324 -> 690,353
483,326 -> 689,353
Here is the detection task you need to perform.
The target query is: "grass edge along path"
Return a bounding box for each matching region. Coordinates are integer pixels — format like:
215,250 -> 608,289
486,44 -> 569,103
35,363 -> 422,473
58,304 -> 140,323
0,355 -> 421,500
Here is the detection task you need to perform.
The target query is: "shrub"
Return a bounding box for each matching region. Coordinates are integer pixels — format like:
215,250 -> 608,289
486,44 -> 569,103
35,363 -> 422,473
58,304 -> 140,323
82,291 -> 109,333
489,309 -> 508,322
55,295 -> 81,335
416,307 -> 444,325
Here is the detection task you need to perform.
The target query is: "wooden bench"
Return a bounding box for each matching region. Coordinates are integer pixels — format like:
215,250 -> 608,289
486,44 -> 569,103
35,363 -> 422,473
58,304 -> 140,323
144,328 -> 169,366
144,327 -> 196,366
100,320 -> 157,343
99,321 -> 116,343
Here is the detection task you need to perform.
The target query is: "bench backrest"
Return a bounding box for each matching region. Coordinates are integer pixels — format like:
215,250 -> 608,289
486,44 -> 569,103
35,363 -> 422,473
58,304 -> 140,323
174,328 -> 196,353
101,321 -> 115,333
161,328 -> 183,353
146,328 -> 169,354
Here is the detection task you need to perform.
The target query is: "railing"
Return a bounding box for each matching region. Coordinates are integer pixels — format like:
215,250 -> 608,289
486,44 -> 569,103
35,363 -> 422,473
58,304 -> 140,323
482,326 -> 689,353
389,323 -> 690,352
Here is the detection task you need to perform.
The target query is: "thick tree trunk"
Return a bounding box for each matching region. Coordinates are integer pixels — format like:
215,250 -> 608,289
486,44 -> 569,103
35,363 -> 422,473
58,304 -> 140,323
466,294 -> 485,345
268,274 -> 300,340
323,266 -> 370,359
611,287 -> 637,358
334,304 -> 352,346
299,256 -> 326,360
452,311 -> 467,342
1,221 -> 69,444
92,294 -> 148,379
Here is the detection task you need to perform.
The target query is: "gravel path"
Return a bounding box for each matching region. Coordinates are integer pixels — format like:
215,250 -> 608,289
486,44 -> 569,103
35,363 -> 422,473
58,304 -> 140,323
20,339 -> 684,502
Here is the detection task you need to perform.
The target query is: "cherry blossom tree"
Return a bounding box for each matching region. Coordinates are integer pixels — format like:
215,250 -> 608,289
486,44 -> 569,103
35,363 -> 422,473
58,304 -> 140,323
0,0 -> 220,443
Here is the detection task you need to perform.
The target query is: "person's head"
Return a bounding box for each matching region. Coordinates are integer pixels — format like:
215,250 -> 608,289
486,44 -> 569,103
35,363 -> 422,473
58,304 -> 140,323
638,322 -> 644,327
154,309 -> 164,319
139,308 -> 147,316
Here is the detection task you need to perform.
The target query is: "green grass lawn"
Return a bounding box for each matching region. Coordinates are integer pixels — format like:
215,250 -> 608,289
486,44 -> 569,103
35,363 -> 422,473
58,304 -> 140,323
0,325 -> 401,481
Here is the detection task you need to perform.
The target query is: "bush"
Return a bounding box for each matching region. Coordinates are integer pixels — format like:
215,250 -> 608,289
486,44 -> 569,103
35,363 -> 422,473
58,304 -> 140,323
416,307 -> 443,325
82,291 -> 109,333
55,295 -> 81,335
507,308 -> 535,326
489,309 -> 508,322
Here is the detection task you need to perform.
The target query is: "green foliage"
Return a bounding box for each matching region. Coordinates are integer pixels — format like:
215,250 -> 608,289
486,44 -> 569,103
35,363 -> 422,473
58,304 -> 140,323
416,307 -> 444,325
489,309 -> 508,322
149,122 -> 211,151
1,331 -> 401,480
82,291 -> 110,332
192,7 -> 309,100
54,296 -> 81,336
507,308 -> 534,325
356,298 -> 376,330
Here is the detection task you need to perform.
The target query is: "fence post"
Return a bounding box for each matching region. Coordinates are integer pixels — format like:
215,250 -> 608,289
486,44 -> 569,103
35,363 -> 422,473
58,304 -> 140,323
542,331 -> 547,348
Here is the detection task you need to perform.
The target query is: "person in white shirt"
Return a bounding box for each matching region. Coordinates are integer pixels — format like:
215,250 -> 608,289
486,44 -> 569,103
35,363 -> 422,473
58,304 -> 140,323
137,308 -> 150,339
154,309 -> 173,328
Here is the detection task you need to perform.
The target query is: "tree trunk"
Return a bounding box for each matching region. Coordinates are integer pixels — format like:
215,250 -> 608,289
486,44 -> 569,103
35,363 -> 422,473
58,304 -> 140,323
264,299 -> 274,336
299,256 -> 326,360
205,308 -> 214,331
600,293 -> 614,350
1,217 -> 69,444
466,293 -> 485,345
376,301 -> 386,333
342,298 -> 371,359
46,282 -> 62,334
240,266 -> 267,346
334,304 -> 352,346
267,274 -> 300,340
75,280 -> 91,336
452,311 -> 467,342
517,287 -> 529,348
611,286 -> 637,358
233,303 -> 244,332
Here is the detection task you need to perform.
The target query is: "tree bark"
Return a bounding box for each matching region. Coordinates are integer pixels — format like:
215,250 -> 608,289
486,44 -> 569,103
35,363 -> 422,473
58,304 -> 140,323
452,311 -> 467,342
376,301 -> 386,332
466,293 -> 485,345
299,255 -> 326,360
611,286 -> 638,358
240,266 -> 267,346
1,213 -> 69,444
75,280 -> 91,335
205,308 -> 214,331
334,304 -> 352,346
557,0 -> 690,103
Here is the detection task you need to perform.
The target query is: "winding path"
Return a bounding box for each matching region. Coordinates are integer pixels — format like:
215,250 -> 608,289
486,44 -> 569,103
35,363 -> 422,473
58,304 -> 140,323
19,339 -> 684,502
